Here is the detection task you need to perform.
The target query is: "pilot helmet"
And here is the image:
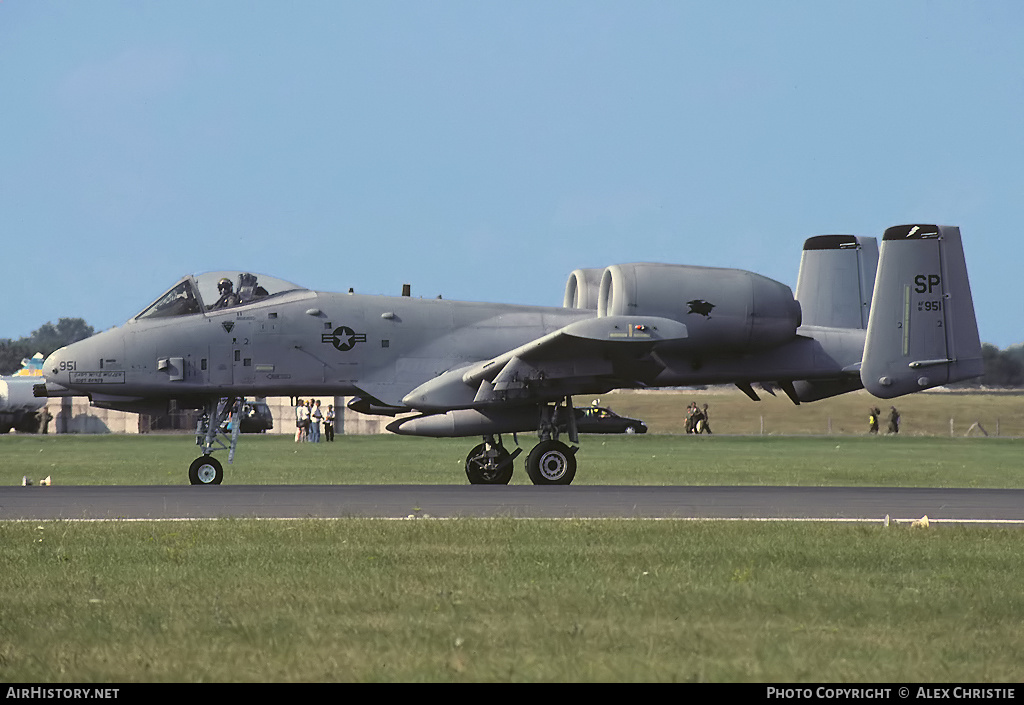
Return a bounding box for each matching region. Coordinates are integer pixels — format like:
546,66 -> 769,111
218,277 -> 233,292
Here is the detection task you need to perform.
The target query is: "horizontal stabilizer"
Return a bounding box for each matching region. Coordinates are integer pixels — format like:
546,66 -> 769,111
861,225 -> 983,397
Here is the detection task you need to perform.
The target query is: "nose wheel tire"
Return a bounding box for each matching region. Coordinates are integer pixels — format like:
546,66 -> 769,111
525,440 -> 577,485
189,456 -> 224,485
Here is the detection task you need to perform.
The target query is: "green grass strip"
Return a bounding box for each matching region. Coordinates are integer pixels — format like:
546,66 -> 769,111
2,519 -> 1022,682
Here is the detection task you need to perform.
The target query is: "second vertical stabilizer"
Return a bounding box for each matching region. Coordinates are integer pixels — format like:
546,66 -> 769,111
795,235 -> 878,329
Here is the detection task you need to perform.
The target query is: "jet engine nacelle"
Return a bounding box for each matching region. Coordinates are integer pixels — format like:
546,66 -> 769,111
596,263 -> 802,351
563,268 -> 604,310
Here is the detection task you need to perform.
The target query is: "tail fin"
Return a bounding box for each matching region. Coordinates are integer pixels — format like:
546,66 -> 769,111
861,225 -> 983,398
795,235 -> 878,329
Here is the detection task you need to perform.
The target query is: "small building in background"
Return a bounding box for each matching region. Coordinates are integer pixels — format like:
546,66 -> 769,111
34,396 -> 392,435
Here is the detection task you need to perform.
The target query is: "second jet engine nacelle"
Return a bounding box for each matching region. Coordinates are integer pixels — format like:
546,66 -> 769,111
563,268 -> 604,310
596,263 -> 802,351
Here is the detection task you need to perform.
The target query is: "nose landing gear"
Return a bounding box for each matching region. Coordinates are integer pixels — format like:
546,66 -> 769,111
188,455 -> 224,485
189,396 -> 242,485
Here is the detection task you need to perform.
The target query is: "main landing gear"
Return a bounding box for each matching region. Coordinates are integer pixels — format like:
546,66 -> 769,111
463,397 -> 579,486
465,436 -> 521,484
189,396 -> 242,485
525,439 -> 577,485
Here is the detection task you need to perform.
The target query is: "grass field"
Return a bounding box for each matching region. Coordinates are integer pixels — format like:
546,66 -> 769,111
4,519 -> 1024,682
598,387 -> 1024,437
3,390 -> 1024,682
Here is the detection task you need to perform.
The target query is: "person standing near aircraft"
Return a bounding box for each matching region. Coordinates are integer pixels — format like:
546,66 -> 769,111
687,402 -> 704,434
36,407 -> 52,434
311,400 -> 323,442
324,404 -> 335,441
295,399 -> 309,442
868,407 -> 880,434
888,406 -> 901,434
700,404 -> 712,434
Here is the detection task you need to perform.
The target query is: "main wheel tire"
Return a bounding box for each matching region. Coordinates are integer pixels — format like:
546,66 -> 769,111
525,440 -> 577,485
188,456 -> 224,485
465,443 -> 514,485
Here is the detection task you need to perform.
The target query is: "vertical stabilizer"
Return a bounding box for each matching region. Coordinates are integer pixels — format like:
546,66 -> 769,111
795,235 -> 878,329
861,225 -> 983,398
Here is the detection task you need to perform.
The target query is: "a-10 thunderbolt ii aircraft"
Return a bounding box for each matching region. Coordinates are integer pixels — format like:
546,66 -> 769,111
35,224 -> 983,485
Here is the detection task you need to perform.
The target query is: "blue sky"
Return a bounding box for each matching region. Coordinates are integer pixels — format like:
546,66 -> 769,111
3,1 -> 1022,348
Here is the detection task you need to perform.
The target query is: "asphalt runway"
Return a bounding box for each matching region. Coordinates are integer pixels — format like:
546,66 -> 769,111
2,485 -> 1023,523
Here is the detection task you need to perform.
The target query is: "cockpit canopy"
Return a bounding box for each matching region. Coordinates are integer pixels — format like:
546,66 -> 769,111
134,271 -> 307,321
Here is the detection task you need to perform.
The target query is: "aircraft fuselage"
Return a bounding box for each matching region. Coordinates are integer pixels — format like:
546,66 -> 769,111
41,288 -> 865,414
42,292 -> 596,406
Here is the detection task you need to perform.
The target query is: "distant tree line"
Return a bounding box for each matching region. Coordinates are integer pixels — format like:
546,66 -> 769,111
966,343 -> 1024,388
0,319 -> 95,376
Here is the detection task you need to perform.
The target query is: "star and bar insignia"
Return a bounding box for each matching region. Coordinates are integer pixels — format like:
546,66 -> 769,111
321,326 -> 367,352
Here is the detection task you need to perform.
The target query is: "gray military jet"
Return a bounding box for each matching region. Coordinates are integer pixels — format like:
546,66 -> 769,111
35,225 -> 983,485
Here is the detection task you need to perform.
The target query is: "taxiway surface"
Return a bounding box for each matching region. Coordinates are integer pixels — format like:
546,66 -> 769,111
2,485 -> 1022,523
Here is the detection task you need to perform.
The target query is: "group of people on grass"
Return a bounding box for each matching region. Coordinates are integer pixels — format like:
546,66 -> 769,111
685,402 -> 712,434
295,399 -> 335,442
678,399 -> 901,435
868,406 -> 900,435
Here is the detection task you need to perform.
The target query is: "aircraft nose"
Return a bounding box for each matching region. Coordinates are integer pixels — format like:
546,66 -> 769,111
43,328 -> 125,387
43,349 -> 64,379
33,346 -> 76,399
44,338 -> 87,381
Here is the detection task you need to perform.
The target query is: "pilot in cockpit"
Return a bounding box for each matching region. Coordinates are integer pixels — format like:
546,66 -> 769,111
212,277 -> 240,310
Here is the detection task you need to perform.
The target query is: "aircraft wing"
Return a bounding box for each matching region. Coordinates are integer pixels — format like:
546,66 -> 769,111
401,315 -> 689,410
